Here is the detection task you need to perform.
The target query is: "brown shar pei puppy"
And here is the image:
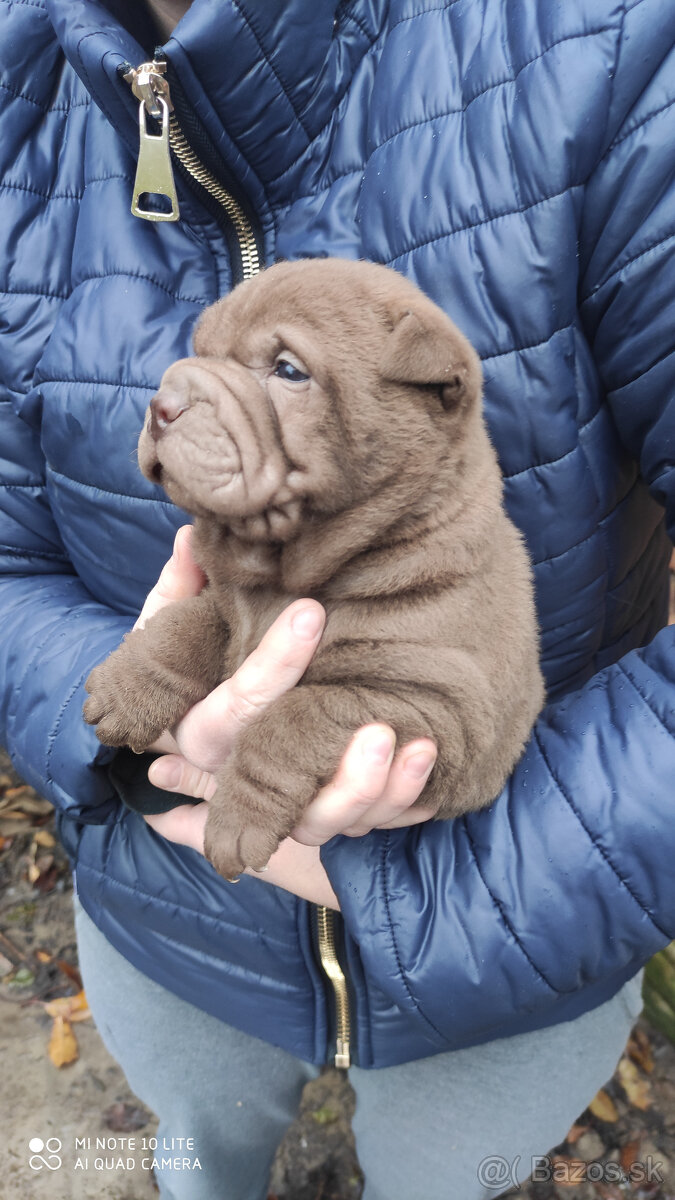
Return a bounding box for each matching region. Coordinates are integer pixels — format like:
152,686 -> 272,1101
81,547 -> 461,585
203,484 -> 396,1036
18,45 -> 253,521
84,258 -> 545,880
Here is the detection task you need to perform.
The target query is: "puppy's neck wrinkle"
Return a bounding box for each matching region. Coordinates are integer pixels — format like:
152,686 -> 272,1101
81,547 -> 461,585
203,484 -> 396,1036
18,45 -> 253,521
289,444 -> 504,600
275,468 -> 418,593
193,517 -> 283,591
278,451 -> 480,594
193,442 -> 500,599
324,469 -> 504,600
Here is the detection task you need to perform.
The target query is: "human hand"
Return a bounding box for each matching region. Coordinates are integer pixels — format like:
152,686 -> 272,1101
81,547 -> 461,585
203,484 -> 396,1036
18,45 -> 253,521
141,527 -> 438,905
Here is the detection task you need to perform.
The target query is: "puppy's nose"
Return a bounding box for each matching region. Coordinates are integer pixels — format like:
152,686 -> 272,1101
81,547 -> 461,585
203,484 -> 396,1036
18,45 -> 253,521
149,389 -> 188,436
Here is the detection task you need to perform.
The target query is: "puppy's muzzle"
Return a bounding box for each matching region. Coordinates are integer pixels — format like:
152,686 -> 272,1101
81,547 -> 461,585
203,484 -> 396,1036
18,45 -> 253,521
139,357 -> 291,521
149,389 -> 188,438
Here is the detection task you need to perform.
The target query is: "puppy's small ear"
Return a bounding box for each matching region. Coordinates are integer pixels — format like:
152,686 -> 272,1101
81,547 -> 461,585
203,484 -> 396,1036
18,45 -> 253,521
380,306 -> 482,414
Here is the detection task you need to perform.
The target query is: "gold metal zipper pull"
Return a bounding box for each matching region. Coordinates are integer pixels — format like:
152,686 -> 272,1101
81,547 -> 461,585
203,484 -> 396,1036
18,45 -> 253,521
123,61 -> 180,223
334,1037 -> 351,1071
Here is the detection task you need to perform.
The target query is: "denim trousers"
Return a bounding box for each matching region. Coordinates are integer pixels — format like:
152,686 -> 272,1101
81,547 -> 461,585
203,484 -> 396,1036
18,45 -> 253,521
74,898 -> 643,1200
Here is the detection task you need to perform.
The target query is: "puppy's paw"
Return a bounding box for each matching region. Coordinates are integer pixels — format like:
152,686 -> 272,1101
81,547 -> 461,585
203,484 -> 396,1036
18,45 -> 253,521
83,659 -> 170,751
199,768 -> 299,883
200,801 -> 282,888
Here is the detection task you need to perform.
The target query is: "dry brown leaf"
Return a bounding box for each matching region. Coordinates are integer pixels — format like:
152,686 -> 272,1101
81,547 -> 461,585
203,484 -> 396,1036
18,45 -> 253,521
68,1008 -> 92,1024
48,1015 -> 78,1067
2,785 -> 33,801
550,1157 -> 588,1188
0,819 -> 29,836
69,990 -> 91,1023
589,1088 -> 619,1122
35,949 -> 52,963
27,861 -> 41,884
44,989 -> 90,1022
0,791 -> 52,816
617,1057 -> 652,1110
565,1122 -> 589,1145
33,862 -> 59,893
619,1137 -> 642,1173
627,1027 -> 654,1074
44,996 -> 73,1019
33,830 -> 55,848
56,959 -> 83,989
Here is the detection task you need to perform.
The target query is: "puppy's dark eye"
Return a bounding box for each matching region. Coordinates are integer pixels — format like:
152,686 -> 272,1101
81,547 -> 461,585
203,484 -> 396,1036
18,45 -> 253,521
274,359 -> 310,383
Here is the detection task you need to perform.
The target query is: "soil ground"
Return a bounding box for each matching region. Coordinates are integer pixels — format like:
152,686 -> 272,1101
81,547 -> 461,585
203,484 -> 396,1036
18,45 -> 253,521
1,569 -> 674,1199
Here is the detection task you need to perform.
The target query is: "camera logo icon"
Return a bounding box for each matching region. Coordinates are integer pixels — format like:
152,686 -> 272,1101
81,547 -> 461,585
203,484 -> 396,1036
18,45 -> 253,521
28,1137 -> 62,1171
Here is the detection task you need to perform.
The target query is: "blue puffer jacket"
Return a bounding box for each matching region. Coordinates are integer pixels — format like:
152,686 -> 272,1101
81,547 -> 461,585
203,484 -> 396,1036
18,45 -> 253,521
1,0 -> 674,1069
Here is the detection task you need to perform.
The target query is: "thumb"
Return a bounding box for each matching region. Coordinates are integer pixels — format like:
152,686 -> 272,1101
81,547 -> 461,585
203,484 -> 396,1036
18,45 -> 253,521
135,525 -> 207,630
145,801 -> 209,854
148,753 -> 217,800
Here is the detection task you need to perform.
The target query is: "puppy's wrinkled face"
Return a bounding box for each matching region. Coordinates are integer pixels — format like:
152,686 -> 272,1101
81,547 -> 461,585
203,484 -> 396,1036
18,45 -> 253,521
137,258 -> 482,541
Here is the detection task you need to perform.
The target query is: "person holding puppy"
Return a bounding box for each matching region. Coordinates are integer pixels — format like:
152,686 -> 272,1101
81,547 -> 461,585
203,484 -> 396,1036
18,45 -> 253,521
0,1 -> 674,1198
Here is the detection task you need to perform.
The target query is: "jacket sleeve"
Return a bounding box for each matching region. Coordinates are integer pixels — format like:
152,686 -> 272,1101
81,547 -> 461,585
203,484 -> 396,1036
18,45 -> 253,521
0,6 -> 134,822
321,2 -> 675,1046
0,401 -> 133,822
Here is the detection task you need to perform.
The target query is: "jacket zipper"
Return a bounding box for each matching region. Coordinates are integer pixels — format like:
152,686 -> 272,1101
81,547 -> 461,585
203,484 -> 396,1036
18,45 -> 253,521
316,906 -> 352,1068
122,57 -> 351,1066
121,58 -> 262,281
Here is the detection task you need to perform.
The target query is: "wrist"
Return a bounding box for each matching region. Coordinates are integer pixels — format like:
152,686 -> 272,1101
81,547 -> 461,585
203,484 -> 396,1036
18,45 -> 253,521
246,839 -> 339,908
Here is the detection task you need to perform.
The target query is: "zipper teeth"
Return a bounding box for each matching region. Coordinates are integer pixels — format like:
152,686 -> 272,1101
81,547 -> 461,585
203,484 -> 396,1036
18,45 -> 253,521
168,114 -> 261,279
317,905 -> 351,1066
126,58 -> 350,1066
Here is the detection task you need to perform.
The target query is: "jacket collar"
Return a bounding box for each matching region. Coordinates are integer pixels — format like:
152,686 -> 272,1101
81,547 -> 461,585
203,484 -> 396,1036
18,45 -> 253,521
45,0 -> 385,193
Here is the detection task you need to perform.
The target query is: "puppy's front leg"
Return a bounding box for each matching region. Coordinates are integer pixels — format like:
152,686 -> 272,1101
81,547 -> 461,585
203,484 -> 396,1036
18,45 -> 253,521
84,589 -> 229,751
203,682 -> 429,880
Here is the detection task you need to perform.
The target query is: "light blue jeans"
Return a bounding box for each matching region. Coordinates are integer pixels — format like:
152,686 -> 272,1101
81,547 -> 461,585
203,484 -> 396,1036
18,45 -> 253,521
74,899 -> 643,1200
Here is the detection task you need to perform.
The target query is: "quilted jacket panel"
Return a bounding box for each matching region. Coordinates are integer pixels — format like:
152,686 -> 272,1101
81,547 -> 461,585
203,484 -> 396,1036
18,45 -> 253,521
0,0 -> 674,1066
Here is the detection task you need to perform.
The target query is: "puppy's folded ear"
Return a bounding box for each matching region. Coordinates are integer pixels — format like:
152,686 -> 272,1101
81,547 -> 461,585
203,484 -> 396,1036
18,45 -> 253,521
380,304 -> 482,414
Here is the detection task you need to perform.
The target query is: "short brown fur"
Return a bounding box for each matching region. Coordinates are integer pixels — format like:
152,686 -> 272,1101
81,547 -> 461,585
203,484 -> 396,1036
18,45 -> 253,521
84,259 -> 545,879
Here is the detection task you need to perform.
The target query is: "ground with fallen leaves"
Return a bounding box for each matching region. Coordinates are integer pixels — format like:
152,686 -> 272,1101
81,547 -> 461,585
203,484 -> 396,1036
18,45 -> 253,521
1,566 -> 674,1199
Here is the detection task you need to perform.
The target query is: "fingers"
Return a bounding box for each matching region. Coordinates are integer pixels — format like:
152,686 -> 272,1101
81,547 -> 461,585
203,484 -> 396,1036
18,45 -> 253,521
172,599 -> 325,771
145,802 -> 209,855
225,601 -> 326,727
292,727 -> 437,846
148,754 -> 217,801
146,726 -> 437,862
134,525 -> 206,631
348,741 -> 437,833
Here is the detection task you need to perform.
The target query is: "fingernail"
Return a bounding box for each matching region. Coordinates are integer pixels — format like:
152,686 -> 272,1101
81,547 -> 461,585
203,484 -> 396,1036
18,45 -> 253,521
404,751 -> 436,779
148,759 -> 181,789
291,606 -> 324,640
363,732 -> 395,765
